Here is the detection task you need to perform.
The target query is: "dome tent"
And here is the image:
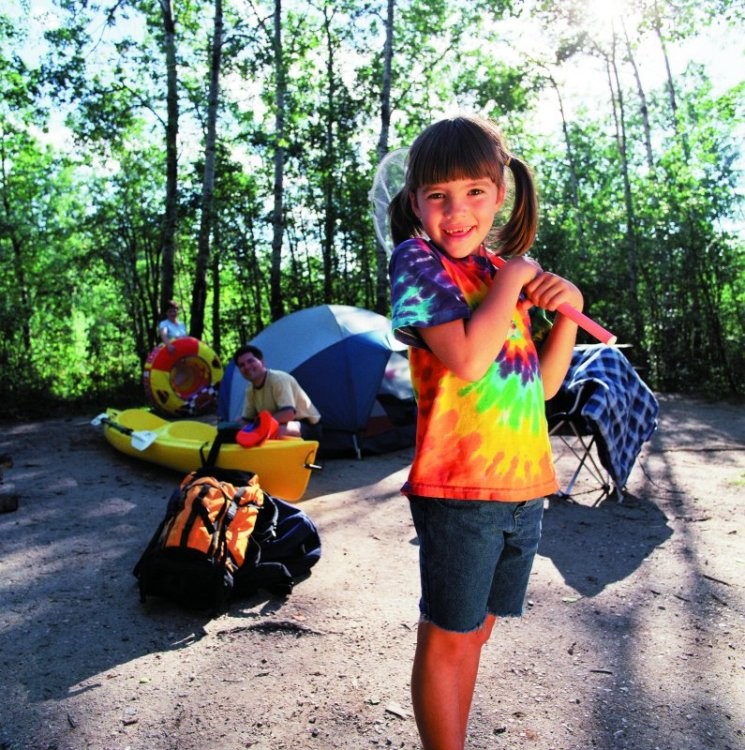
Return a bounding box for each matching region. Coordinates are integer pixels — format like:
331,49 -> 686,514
218,305 -> 416,458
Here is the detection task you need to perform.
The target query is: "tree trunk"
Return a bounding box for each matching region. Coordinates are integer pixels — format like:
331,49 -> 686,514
621,20 -> 654,171
605,37 -> 644,347
0,141 -> 31,351
373,0 -> 395,315
652,0 -> 690,159
269,0 -> 286,321
159,0 -> 178,322
211,221 -> 221,354
548,72 -> 585,258
190,0 -> 223,340
321,4 -> 337,303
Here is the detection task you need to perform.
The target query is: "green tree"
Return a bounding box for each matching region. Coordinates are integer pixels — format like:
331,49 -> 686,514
0,0 -> 743,414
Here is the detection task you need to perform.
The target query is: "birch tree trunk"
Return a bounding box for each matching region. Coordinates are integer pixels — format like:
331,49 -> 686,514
373,0 -> 395,315
651,0 -> 691,159
621,20 -> 654,171
211,221 -> 222,353
547,72 -> 586,257
159,0 -> 179,319
190,0 -> 223,341
321,3 -> 338,304
269,0 -> 286,320
605,33 -> 644,346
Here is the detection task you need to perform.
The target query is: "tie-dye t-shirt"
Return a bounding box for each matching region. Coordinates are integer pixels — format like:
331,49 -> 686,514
389,238 -> 558,502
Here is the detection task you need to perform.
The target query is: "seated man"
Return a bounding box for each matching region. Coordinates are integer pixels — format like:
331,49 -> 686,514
233,344 -> 321,440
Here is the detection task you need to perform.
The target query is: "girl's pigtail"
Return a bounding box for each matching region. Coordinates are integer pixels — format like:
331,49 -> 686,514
388,188 -> 421,248
496,156 -> 538,258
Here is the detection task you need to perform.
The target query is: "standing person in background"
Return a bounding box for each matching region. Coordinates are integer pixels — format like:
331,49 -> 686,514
233,344 -> 322,440
388,115 -> 583,750
158,300 -> 187,344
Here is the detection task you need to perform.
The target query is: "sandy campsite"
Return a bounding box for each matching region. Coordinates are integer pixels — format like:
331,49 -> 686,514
0,393 -> 743,750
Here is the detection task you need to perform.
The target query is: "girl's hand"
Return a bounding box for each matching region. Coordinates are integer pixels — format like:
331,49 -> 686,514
524,272 -> 583,315
527,273 -> 584,399
498,255 -> 543,287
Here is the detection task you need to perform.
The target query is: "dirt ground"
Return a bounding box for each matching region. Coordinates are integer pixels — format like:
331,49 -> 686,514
0,393 -> 743,750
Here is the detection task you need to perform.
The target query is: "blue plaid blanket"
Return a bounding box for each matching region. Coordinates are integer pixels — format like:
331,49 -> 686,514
560,345 -> 659,488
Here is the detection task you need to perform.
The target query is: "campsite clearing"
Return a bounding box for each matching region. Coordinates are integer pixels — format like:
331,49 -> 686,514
0,394 -> 743,750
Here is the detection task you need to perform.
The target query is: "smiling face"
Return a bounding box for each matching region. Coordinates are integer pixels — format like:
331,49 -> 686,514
410,177 -> 505,259
236,352 -> 267,386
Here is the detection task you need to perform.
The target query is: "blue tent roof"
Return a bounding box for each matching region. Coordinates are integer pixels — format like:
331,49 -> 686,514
218,305 -> 413,438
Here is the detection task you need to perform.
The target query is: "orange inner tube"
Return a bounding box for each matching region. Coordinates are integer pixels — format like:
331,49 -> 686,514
143,337 -> 223,416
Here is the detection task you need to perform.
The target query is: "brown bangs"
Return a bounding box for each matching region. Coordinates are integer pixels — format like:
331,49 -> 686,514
406,117 -> 504,190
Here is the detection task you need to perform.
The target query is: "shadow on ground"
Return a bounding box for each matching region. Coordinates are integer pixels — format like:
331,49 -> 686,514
538,492 -> 673,597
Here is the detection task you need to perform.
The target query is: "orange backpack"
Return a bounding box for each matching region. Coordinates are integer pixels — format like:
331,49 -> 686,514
133,470 -> 268,613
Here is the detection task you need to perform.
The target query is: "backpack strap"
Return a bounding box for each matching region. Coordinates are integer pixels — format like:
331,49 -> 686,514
201,424 -> 240,468
252,492 -> 279,543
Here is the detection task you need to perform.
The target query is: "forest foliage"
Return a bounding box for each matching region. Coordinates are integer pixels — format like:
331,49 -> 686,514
1,0 -> 743,418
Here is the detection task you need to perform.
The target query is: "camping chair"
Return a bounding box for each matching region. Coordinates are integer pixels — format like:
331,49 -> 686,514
546,385 -> 615,504
546,345 -> 659,505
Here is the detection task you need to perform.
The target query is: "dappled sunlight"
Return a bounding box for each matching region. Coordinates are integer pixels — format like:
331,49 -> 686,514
1,397 -> 743,748
514,391 -> 745,747
302,449 -> 413,502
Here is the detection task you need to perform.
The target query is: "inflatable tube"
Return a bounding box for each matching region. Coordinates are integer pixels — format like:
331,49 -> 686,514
143,337 -> 223,416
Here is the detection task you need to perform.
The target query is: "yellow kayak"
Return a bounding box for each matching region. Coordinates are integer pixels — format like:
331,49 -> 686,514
94,408 -> 319,502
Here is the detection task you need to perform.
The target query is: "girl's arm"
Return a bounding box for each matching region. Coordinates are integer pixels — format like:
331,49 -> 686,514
523,272 -> 584,399
420,257 -> 542,381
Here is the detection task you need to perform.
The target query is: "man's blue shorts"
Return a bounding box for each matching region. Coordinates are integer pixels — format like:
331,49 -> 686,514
409,495 -> 545,633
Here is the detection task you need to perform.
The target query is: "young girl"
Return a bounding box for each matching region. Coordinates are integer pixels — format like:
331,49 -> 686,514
388,115 -> 583,750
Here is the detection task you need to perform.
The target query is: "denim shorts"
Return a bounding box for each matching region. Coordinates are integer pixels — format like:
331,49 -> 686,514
409,495 -> 544,633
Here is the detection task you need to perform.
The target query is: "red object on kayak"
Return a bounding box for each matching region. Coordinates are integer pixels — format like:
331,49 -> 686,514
236,410 -> 280,448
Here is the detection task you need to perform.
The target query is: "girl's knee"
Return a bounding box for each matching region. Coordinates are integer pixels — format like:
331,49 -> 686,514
471,613 -> 495,646
418,616 -> 495,657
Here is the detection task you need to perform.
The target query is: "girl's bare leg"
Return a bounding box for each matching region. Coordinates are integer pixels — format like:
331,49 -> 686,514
411,614 -> 496,750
